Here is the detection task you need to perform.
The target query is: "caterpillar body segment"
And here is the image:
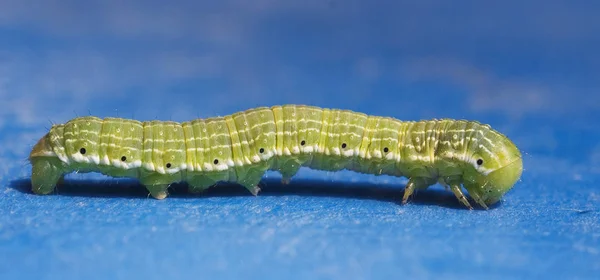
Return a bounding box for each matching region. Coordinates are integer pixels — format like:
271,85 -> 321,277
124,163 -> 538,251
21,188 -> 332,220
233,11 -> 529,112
29,105 -> 523,209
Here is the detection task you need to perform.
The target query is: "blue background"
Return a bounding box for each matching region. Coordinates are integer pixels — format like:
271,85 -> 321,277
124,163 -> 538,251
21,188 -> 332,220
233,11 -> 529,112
1,1 -> 599,279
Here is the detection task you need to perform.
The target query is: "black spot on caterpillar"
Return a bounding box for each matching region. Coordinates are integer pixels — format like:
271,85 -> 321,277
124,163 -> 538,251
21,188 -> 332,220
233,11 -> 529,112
29,104 -> 523,209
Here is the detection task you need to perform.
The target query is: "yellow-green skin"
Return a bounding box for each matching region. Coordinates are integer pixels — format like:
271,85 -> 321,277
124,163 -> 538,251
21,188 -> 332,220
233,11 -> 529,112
29,105 -> 523,209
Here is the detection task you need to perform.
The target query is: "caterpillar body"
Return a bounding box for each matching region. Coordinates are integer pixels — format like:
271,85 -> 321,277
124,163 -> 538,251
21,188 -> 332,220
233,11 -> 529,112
29,104 -> 523,209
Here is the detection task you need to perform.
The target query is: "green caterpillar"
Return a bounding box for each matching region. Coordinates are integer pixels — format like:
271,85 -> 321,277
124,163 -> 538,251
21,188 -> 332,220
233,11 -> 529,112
29,104 -> 523,209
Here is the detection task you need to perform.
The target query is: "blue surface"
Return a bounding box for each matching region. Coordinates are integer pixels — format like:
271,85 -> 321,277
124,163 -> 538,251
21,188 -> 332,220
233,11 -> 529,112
1,1 -> 599,279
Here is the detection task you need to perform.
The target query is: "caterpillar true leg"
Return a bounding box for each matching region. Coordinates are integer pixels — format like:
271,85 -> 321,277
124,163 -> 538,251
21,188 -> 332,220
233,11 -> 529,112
465,187 -> 489,210
450,184 -> 473,210
402,177 -> 436,204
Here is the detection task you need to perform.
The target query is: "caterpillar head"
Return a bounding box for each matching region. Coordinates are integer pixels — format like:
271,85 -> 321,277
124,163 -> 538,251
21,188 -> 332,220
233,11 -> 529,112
461,134 -> 523,208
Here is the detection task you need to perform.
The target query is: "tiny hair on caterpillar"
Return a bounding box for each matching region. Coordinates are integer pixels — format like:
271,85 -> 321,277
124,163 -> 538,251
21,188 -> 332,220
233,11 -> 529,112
29,104 -> 523,210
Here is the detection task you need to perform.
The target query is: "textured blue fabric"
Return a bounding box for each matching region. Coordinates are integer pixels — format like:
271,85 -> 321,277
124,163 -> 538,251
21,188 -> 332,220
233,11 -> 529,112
1,1 -> 599,279
2,128 -> 599,280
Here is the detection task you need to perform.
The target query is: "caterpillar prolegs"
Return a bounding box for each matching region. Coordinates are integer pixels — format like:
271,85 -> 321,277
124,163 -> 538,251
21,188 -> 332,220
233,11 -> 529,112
29,105 -> 523,209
